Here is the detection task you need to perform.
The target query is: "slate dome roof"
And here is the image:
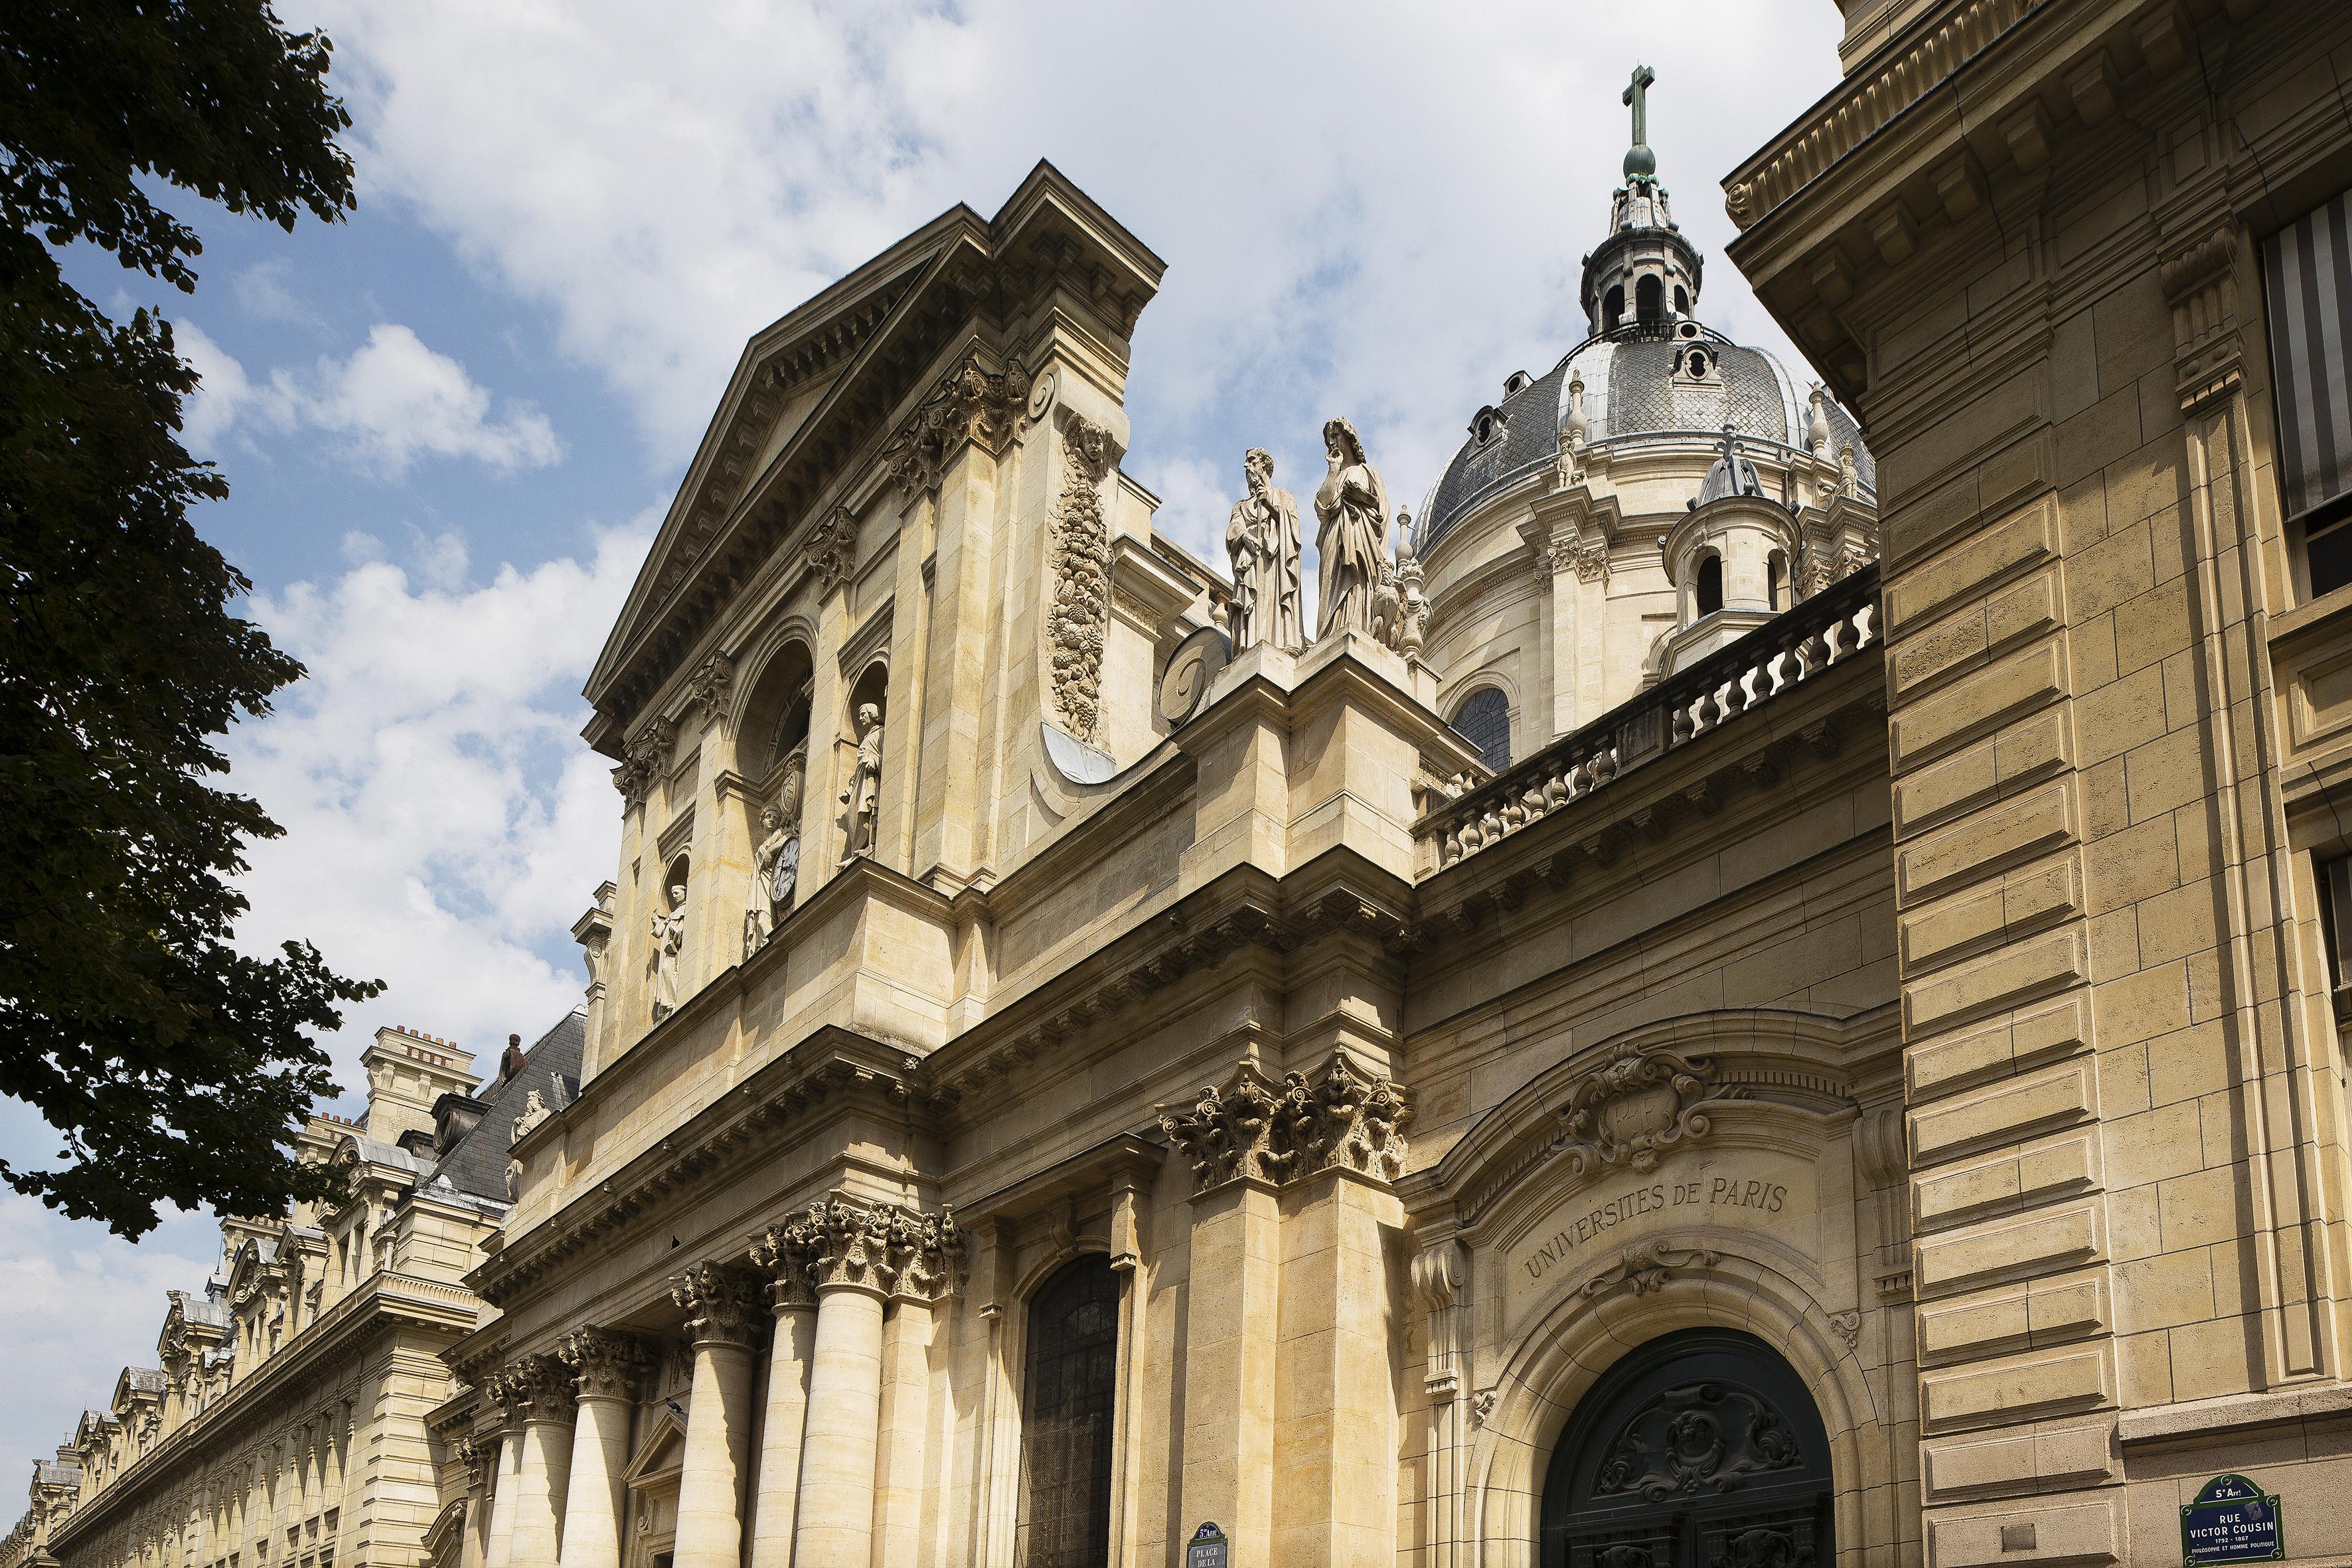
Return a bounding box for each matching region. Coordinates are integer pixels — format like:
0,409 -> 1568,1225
1413,328 -> 1875,554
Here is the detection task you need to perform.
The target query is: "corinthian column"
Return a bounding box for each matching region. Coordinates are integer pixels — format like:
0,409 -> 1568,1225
789,1195 -> 964,1565
504,1356 -> 576,1568
745,1229 -> 816,1568
668,1263 -> 759,1568
554,1329 -> 646,1568
479,1391 -> 524,1568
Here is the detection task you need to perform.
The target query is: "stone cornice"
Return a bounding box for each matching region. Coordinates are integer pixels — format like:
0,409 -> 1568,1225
472,1028 -> 935,1310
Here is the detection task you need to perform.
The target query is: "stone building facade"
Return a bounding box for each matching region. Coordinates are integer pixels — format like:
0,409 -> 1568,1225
1723,0 -> 2352,1561
13,1020 -> 583,1568
24,1 -> 2352,1563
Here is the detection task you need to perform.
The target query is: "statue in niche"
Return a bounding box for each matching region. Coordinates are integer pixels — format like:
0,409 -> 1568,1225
1313,417 -> 1391,641
744,753 -> 805,957
838,703 -> 884,865
649,883 -> 686,1020
1225,447 -> 1303,651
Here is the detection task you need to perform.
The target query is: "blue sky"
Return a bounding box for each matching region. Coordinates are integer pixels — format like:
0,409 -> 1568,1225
3,1 -> 1851,1466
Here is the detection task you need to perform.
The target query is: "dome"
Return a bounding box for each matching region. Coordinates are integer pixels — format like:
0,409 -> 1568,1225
1414,329 -> 1875,553
1411,70 -> 1874,556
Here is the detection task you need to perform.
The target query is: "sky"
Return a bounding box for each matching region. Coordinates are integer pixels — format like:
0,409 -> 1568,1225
1,1 -> 1853,1468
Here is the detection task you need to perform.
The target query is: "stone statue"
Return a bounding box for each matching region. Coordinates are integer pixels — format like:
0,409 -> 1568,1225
744,805 -> 795,957
1838,442 -> 1859,497
1395,544 -> 1429,659
1312,417 -> 1390,641
1225,448 -> 1303,651
649,885 -> 686,1020
838,703 -> 883,865
511,1090 -> 550,1144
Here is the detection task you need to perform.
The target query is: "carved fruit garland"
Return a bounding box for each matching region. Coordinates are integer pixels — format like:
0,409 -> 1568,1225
1049,413 -> 1115,741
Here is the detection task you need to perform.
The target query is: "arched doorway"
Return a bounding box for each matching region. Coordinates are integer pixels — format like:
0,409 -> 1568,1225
1539,1328 -> 1833,1568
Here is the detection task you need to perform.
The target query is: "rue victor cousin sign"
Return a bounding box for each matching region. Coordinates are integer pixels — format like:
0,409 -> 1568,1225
1506,1154 -> 1815,1321
2181,1474 -> 2282,1563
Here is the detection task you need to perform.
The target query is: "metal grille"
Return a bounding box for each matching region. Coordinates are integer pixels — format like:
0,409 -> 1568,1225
2264,187 -> 2352,518
1015,1257 -> 1121,1568
1450,688 -> 1512,772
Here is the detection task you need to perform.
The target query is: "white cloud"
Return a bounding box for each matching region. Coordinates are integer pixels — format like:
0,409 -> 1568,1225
175,320 -> 562,477
234,258 -> 329,331
0,518 -> 653,1462
0,1186 -> 215,1458
301,1 -> 1848,510
222,513 -> 657,1088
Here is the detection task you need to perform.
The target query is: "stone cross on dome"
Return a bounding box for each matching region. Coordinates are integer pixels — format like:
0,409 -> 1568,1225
1623,64 -> 1658,185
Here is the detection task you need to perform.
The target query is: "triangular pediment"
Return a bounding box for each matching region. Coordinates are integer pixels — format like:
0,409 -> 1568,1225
584,159 -> 1166,753
621,1407 -> 688,1489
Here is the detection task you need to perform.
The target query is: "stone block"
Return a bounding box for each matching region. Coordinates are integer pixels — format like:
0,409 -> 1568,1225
1923,1492 -> 2123,1565
1913,1131 -> 2100,1234
1915,1200 -> 2104,1299
1886,499 -> 2059,636
1893,710 -> 2071,838
1898,785 -> 2076,903
1907,992 -> 2088,1103
1891,641 -> 2067,771
1911,1058 -> 2097,1166
1905,927 -> 2088,1036
1920,1341 -> 2115,1434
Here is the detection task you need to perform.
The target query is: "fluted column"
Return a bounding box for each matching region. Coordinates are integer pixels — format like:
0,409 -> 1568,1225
745,1231 -> 817,1568
785,1194 -> 965,1566
479,1388 -> 525,1568
668,1263 -> 760,1568
554,1330 -> 647,1568
505,1356 -> 576,1568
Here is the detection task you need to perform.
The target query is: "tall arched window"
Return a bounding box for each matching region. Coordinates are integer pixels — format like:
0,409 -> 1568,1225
1449,688 -> 1512,773
1604,285 -> 1625,334
1016,1256 -> 1121,1568
1695,553 -> 1724,617
1636,274 -> 1664,323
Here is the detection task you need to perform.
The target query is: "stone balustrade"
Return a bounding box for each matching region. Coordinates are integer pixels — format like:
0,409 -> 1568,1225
1422,564 -> 1878,871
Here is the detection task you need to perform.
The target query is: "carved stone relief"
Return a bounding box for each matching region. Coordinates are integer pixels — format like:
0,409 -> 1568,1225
1579,1239 -> 1722,1300
1049,412 -> 1117,740
751,1194 -> 966,1303
803,507 -> 860,597
1556,1039 -> 1747,1178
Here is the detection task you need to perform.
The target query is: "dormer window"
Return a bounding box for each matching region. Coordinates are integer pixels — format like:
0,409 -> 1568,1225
1502,370 -> 1533,396
1469,406 -> 1508,448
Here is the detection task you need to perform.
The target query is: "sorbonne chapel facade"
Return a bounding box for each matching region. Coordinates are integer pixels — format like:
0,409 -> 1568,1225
20,0 -> 2352,1563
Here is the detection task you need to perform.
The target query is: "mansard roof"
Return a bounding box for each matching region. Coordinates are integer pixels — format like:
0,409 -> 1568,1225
582,159 -> 1165,747
424,1010 -> 584,1204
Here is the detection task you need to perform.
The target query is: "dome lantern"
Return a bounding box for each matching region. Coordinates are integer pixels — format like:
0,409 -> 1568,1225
1579,65 -> 1702,339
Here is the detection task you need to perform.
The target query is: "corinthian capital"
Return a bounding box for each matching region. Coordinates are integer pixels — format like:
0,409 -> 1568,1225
558,1328 -> 650,1401
1156,1063 -> 1302,1194
507,1353 -> 576,1422
670,1261 -> 759,1348
777,1194 -> 966,1301
1289,1054 -> 1411,1182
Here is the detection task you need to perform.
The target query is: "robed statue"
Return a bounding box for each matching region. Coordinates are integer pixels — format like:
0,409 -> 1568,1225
1225,447 -> 1303,651
743,755 -> 804,959
838,703 -> 884,865
1313,417 -> 1391,640
649,884 -> 686,1020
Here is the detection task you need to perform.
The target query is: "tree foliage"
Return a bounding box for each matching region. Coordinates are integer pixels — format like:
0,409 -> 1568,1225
0,1 -> 379,1238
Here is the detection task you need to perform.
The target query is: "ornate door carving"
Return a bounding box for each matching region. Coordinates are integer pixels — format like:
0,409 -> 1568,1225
1539,1329 -> 1832,1568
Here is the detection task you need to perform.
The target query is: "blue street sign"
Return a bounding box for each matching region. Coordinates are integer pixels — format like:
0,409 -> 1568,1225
2181,1473 -> 2284,1563
1185,1521 -> 1229,1568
